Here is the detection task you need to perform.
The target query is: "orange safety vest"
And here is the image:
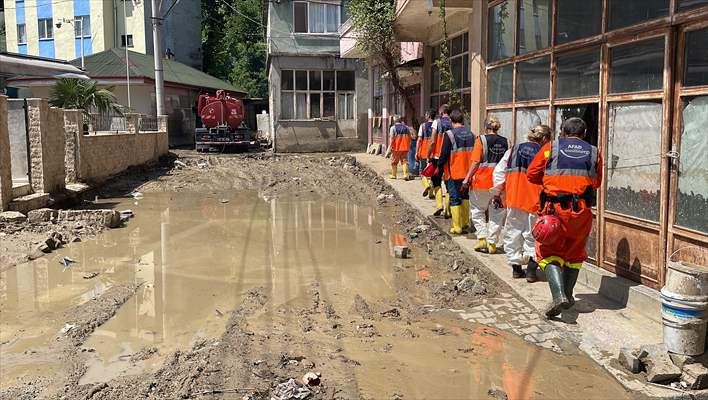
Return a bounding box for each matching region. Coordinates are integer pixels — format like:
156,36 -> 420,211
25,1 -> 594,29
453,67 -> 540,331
473,134 -> 508,190
543,138 -> 598,196
432,116 -> 452,159
505,142 -> 543,213
390,123 -> 411,152
416,121 -> 434,160
443,128 -> 474,180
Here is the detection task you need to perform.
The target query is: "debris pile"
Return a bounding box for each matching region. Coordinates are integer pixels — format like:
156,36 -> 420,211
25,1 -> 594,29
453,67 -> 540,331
618,343 -> 708,390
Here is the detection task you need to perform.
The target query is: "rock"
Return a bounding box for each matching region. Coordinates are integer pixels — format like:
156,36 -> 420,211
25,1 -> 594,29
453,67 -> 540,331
377,194 -> 387,201
487,387 -> 508,400
618,348 -> 642,374
83,272 -> 99,279
669,353 -> 696,369
301,372 -> 321,386
640,344 -> 682,383
57,209 -> 121,228
120,210 -> 134,219
0,211 -> 27,223
394,245 -> 410,259
272,378 -> 311,400
174,160 -> 187,168
455,276 -> 485,295
414,224 -> 431,233
682,363 -> 708,390
28,244 -> 48,260
27,208 -> 56,223
45,233 -> 63,251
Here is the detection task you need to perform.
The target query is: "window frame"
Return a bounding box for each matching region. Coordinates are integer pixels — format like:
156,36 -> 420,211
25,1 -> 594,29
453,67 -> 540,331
280,69 -> 356,121
17,23 -> 27,44
74,15 -> 91,39
292,0 -> 342,35
429,31 -> 472,110
121,34 -> 134,48
38,18 -> 54,40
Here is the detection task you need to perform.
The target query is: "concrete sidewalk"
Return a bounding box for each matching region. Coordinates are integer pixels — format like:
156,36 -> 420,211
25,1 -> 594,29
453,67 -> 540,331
354,153 -> 686,398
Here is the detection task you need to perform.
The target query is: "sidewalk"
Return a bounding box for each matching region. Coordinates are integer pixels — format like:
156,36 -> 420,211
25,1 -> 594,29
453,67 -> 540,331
354,153 -> 685,398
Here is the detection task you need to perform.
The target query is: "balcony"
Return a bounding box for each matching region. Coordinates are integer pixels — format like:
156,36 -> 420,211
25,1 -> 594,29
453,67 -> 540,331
394,0 -> 473,43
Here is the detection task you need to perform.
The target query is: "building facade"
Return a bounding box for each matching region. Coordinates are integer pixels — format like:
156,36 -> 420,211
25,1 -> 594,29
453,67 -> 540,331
3,0 -> 201,68
265,0 -> 369,153
349,0 -> 708,290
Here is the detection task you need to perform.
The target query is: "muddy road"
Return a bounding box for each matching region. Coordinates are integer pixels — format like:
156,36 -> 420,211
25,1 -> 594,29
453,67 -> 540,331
0,152 -> 633,399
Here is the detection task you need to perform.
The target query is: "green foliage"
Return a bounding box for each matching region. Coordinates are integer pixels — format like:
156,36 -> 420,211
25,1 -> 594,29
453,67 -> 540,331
201,0 -> 267,98
347,0 -> 397,64
49,78 -> 124,118
434,0 -> 463,114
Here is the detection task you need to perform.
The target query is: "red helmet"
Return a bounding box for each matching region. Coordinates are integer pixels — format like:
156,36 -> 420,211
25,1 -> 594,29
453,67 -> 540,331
532,214 -> 562,245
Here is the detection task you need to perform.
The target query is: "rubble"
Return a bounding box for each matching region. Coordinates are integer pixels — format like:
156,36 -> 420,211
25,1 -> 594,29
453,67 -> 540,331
27,208 -> 57,223
301,372 -> 320,386
57,209 -> 122,228
393,245 -> 410,259
618,348 -> 642,374
0,211 -> 27,223
682,363 -> 708,390
638,344 -> 682,383
271,378 -> 311,400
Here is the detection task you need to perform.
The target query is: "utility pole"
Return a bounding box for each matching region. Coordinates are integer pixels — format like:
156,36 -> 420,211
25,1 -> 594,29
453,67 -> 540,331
124,0 -> 131,110
151,0 -> 165,116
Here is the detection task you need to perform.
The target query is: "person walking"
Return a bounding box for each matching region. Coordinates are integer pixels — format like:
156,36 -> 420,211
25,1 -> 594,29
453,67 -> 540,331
386,115 -> 412,180
438,109 -> 474,234
416,110 -> 436,198
492,125 -> 552,281
407,119 -> 420,178
463,115 -> 509,254
527,117 -> 602,318
427,104 -> 453,217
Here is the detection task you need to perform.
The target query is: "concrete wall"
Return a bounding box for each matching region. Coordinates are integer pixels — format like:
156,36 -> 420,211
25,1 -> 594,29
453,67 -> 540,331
0,97 -> 13,211
268,0 -> 342,56
7,100 -> 30,185
26,99 -> 66,194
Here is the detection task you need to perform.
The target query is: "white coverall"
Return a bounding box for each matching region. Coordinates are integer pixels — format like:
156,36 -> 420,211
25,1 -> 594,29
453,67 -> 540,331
493,149 -> 537,266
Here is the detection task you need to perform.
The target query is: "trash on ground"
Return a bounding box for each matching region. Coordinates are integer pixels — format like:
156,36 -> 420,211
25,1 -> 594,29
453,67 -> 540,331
83,272 -> 99,279
60,324 -> 76,334
59,256 -> 76,268
131,191 -> 144,199
301,372 -> 321,386
272,378 -> 311,400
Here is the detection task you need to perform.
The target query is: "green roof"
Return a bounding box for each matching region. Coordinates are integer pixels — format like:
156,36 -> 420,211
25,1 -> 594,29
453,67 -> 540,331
72,48 -> 247,95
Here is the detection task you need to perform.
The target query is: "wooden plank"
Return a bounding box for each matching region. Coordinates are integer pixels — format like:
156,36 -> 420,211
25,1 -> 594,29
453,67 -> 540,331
603,218 -> 662,288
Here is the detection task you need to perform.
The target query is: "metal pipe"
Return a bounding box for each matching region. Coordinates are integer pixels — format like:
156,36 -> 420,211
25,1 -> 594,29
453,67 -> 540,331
151,0 -> 165,116
124,0 -> 131,109
78,18 -> 85,70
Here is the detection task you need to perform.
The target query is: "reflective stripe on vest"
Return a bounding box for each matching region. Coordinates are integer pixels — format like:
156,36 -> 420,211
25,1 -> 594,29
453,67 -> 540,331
505,142 -> 541,174
545,138 -> 598,179
433,117 -> 453,158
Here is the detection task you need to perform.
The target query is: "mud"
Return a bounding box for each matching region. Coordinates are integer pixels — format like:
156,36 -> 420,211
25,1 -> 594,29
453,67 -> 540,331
0,152 -> 634,399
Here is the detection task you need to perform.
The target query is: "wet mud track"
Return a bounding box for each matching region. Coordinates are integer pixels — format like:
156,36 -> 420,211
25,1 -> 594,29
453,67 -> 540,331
0,152 -> 633,399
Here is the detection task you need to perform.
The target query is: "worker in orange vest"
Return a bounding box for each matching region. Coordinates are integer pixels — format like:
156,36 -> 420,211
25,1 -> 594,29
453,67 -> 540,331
463,115 -> 509,254
427,104 -> 453,218
492,125 -> 552,281
527,117 -> 602,318
386,115 -> 413,180
416,109 -> 436,198
438,109 -> 474,234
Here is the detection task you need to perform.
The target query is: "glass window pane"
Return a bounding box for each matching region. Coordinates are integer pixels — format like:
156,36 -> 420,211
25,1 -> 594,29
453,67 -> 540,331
555,104 -> 599,146
430,95 -> 439,111
518,0 -> 551,55
309,2 -> 325,33
609,0 -> 669,30
347,93 -> 354,119
463,54 -> 470,88
451,35 -> 464,56
463,33 -> 469,52
610,37 -> 665,93
488,0 -> 516,62
310,93 -> 321,118
432,66 -> 441,93
676,96 -> 708,233
295,70 -> 308,90
516,55 -> 550,101
309,71 -> 321,90
323,71 -> 335,91
451,57 -> 463,89
487,109 -> 513,140
678,0 -> 708,10
281,93 -> 294,119
556,48 -> 600,98
336,71 -> 355,91
38,20 -> 46,39
338,94 -> 346,119
515,107 -> 549,144
83,16 -> 91,36
294,2 -> 308,33
556,0 -> 602,44
684,28 -> 708,87
296,93 -> 308,119
487,64 -> 513,104
323,93 -> 335,117
326,3 -> 339,33
606,102 -> 663,222
281,70 -> 294,90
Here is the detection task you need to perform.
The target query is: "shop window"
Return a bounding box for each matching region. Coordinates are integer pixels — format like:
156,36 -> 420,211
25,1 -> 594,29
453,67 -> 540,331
556,0 -> 602,44
487,109 -> 513,141
678,0 -> 708,11
606,101 -> 663,222
676,96 -> 708,233
684,28 -> 708,87
610,37 -> 665,94
487,64 -> 513,104
609,0 -> 670,31
516,55 -> 550,101
556,48 -> 600,99
515,107 -> 549,144
518,0 -> 550,55
488,0 -> 516,62
555,104 -> 599,146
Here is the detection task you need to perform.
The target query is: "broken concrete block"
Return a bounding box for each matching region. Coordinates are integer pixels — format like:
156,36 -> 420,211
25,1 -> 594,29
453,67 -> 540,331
641,344 -> 682,383
27,208 -> 56,223
682,363 -> 708,390
393,245 -> 410,259
0,211 -> 27,223
618,348 -> 642,374
669,352 -> 696,369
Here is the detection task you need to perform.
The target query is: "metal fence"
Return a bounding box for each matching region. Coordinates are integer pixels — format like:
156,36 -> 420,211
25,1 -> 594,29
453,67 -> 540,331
90,112 -> 126,132
139,115 -> 158,131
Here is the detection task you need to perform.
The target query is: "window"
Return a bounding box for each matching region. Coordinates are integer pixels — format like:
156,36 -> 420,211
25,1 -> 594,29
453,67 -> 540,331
487,109 -> 513,141
609,0 -> 669,30
556,48 -> 601,99
488,0 -> 516,62
684,28 -> 708,87
678,0 -> 708,11
280,70 -> 355,120
515,55 -> 550,101
373,66 -> 383,117
518,0 -> 550,55
121,34 -> 134,48
431,32 -> 471,109
293,1 -> 340,34
74,15 -> 91,37
38,18 -> 53,40
555,104 -> 599,146
610,37 -> 665,93
515,107 -> 549,144
487,64 -> 513,105
17,24 -> 27,44
676,96 -> 708,233
556,0 -> 601,44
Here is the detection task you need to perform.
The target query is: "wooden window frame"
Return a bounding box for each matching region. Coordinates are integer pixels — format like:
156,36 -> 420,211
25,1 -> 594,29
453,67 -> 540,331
280,69 -> 355,121
292,0 -> 342,35
429,31 -> 472,110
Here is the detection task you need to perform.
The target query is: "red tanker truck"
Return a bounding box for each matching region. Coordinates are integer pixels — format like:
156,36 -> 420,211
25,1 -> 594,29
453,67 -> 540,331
195,90 -> 253,152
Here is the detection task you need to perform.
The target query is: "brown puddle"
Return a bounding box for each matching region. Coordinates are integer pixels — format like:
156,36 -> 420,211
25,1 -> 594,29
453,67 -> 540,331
1,192 -> 631,398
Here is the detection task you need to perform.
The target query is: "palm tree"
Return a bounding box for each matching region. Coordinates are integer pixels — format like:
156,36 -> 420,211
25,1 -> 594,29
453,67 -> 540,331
49,78 -> 125,120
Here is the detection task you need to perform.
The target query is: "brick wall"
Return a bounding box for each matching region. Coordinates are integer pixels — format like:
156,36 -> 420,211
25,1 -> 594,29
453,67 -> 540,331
0,96 -> 13,211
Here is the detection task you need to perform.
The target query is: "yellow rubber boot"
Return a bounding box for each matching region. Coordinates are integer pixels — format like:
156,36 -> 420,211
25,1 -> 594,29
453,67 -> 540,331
389,165 -> 397,179
421,177 -> 430,197
433,187 -> 444,216
474,238 -> 488,252
487,243 -> 498,254
428,183 -> 437,199
449,205 -> 463,234
402,163 -> 411,181
461,199 -> 470,230
444,193 -> 452,219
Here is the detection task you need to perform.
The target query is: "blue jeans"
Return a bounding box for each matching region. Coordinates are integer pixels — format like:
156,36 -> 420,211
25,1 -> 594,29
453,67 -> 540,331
446,179 -> 469,206
407,140 -> 419,175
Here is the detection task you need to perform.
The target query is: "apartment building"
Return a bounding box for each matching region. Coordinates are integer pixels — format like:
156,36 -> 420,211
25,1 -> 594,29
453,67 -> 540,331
3,0 -> 201,68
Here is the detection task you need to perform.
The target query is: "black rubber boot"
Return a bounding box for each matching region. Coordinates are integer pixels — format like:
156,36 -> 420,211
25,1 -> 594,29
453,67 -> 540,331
563,267 -> 580,309
544,262 -> 569,318
512,264 -> 526,279
526,258 -> 539,283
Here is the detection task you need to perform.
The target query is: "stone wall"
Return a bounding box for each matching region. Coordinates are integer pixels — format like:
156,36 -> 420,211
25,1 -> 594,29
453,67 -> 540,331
63,110 -> 82,183
0,96 -> 13,211
26,99 -> 66,193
